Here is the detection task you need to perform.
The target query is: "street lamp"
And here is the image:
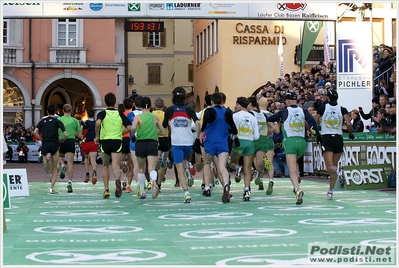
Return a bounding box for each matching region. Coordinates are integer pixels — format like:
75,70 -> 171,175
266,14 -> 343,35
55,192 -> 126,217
116,74 -> 134,86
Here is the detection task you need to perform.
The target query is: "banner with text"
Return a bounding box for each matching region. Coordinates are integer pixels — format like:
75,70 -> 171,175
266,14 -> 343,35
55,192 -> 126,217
342,164 -> 392,190
3,169 -> 30,197
336,22 -> 373,114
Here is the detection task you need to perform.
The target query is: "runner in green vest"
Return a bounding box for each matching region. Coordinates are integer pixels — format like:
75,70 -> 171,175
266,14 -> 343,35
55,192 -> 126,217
94,93 -> 132,199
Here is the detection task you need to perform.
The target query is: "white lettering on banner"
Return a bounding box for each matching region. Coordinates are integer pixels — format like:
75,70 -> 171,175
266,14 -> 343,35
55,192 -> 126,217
34,226 -> 143,234
312,144 -> 396,172
26,249 -> 166,264
4,169 -> 29,197
342,146 -> 360,166
191,243 -> 300,250
180,228 -> 296,239
216,254 -> 309,266
367,145 -> 396,169
159,212 -> 252,220
299,218 -> 396,226
343,168 -> 384,185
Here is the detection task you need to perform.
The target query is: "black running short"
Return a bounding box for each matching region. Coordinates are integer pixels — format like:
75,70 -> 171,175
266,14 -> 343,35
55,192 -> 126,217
135,139 -> 158,158
321,134 -> 344,154
100,139 -> 122,155
158,137 -> 171,152
122,137 -> 130,154
42,141 -> 60,156
59,139 -> 76,154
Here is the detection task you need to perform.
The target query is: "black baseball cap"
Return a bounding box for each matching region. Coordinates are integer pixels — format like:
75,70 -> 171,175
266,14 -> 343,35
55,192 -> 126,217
284,91 -> 297,100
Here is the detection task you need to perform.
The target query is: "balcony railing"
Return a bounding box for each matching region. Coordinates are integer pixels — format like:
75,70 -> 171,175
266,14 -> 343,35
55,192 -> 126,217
3,47 -> 23,63
49,47 -> 87,64
294,44 -> 336,65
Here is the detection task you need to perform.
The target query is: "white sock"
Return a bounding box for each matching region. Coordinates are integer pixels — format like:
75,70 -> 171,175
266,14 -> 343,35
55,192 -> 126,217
138,173 -> 146,193
150,170 -> 157,182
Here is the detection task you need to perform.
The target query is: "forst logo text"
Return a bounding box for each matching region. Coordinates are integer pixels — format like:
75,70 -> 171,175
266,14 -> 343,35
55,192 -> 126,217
343,168 -> 384,185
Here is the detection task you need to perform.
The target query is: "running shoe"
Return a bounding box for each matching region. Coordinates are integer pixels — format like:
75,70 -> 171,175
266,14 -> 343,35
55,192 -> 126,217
92,171 -> 97,185
184,192 -> 191,203
254,171 -> 262,185
122,177 -> 127,190
115,179 -> 122,198
242,189 -> 251,201
235,165 -> 242,182
126,186 -> 132,193
295,188 -> 304,205
213,177 -> 220,185
103,189 -> 110,199
60,164 -> 67,179
145,182 -> 152,190
49,188 -> 58,194
222,184 -> 230,203
203,189 -> 211,197
201,183 -> 205,190
152,182 -> 159,199
84,174 -> 90,183
174,182 -> 180,188
189,162 -> 196,176
67,181 -> 73,193
140,193 -> 147,200
266,180 -> 274,195
185,168 -> 194,187
262,156 -> 272,171
258,179 -> 264,191
327,190 -> 333,199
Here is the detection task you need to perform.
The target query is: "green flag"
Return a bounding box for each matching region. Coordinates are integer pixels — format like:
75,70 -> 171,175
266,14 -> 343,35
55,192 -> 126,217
301,21 -> 323,70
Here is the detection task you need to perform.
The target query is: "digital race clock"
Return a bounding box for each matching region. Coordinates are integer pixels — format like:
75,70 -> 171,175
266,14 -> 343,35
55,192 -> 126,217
125,21 -> 164,32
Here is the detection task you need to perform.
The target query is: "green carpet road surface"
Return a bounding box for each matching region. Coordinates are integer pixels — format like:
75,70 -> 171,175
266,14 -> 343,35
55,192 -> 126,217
2,178 -> 397,266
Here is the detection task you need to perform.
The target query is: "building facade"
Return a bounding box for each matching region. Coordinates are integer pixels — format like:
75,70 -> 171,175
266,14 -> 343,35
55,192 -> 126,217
3,18 -> 124,128
193,3 -> 397,109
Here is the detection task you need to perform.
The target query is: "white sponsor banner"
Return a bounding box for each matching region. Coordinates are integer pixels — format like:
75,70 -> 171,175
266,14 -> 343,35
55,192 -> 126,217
3,2 -> 337,20
248,3 -> 336,20
3,169 -> 30,197
336,22 -> 373,114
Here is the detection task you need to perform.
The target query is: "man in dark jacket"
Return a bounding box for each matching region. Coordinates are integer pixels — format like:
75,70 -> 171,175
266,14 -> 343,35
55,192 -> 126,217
359,96 -> 380,132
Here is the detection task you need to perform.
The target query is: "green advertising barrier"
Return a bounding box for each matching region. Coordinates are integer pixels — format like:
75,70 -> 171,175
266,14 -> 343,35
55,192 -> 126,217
3,173 -> 9,233
342,163 -> 393,190
3,173 -> 10,208
306,133 -> 396,190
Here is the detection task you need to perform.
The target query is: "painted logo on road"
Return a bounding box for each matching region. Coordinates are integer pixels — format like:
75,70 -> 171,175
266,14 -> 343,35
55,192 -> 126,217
159,212 -> 252,220
40,210 -> 128,217
216,253 -> 311,265
360,238 -> 396,249
299,218 -> 396,226
258,205 -> 344,211
26,249 -> 166,264
180,228 -> 296,239
34,225 -> 142,234
143,201 -> 219,207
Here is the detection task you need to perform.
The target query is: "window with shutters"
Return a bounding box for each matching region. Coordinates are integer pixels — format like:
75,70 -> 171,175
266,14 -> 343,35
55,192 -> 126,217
147,64 -> 161,84
142,29 -> 166,47
3,20 -> 9,44
188,64 -> 193,82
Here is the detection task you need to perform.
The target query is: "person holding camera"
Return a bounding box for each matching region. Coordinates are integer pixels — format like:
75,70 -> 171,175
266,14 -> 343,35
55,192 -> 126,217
17,140 -> 29,163
359,97 -> 381,132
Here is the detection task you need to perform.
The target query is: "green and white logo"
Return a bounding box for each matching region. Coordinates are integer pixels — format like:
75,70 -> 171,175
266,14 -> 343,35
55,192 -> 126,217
128,3 -> 140,11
